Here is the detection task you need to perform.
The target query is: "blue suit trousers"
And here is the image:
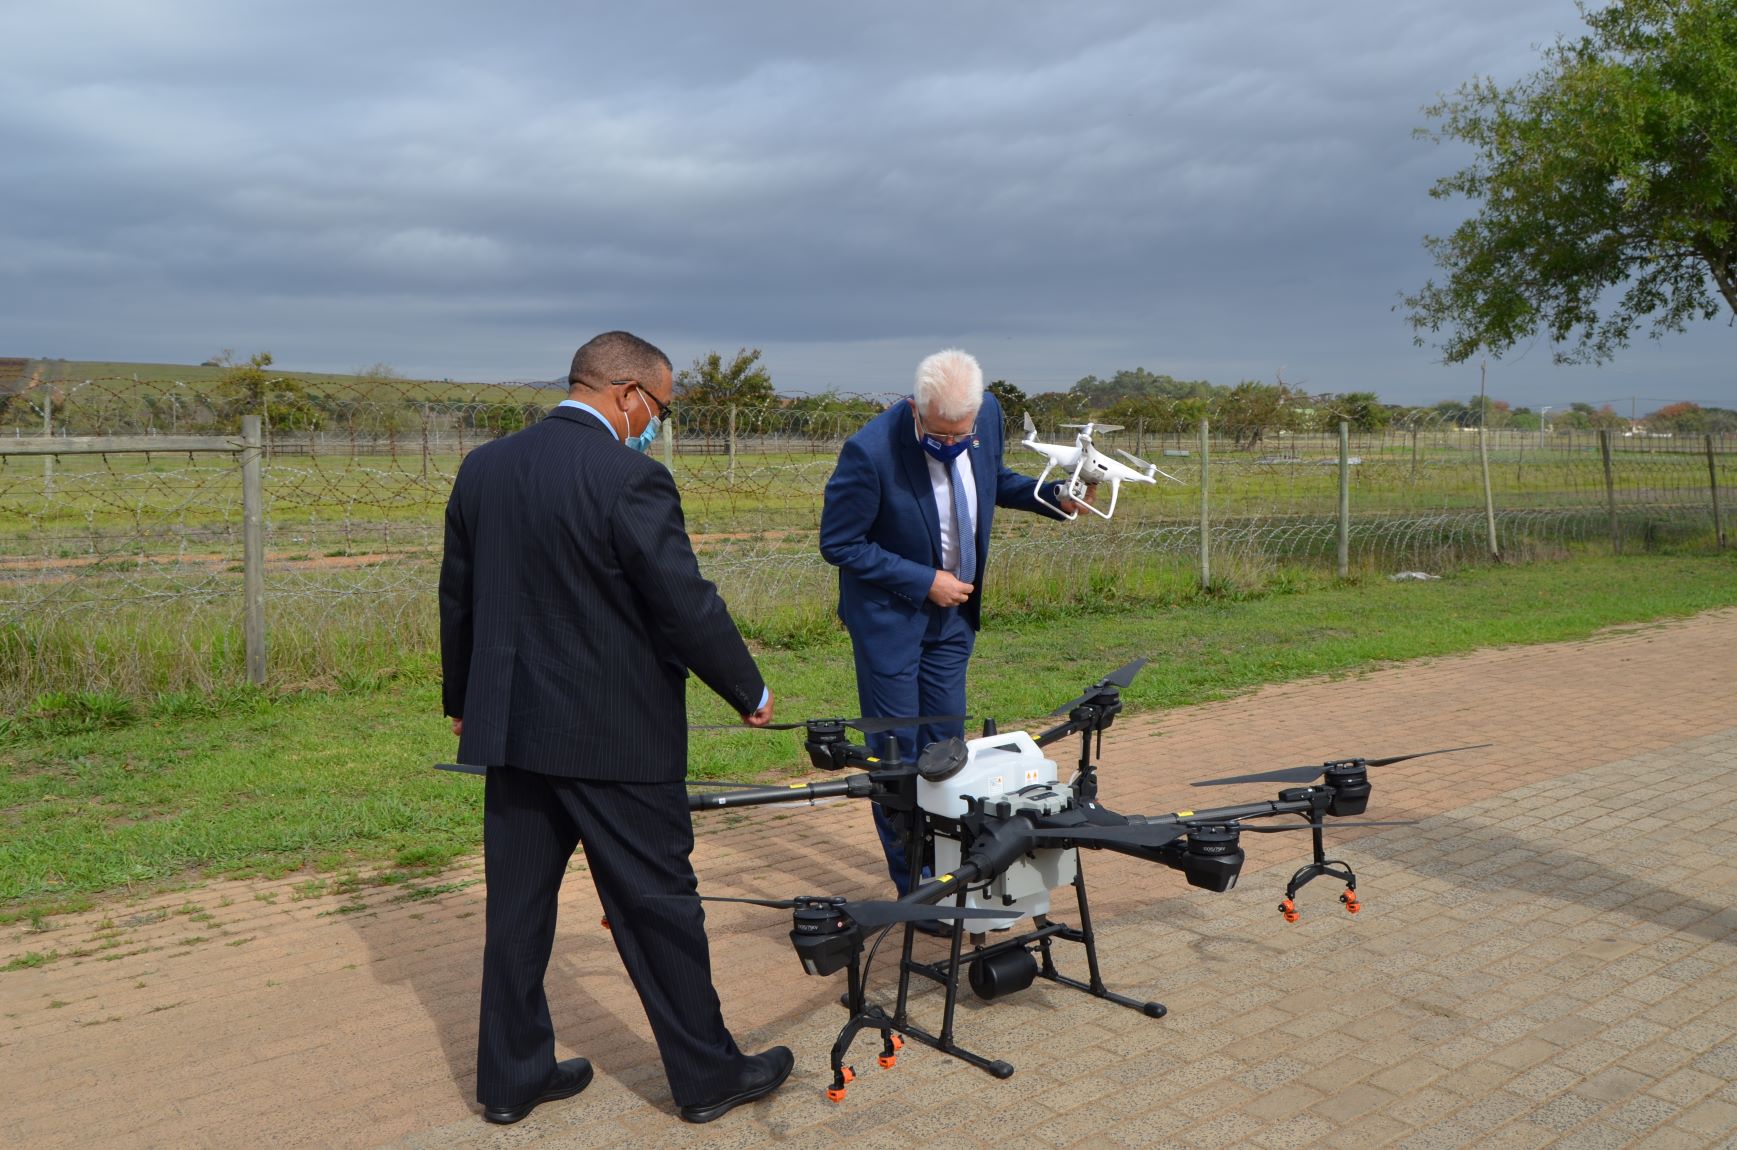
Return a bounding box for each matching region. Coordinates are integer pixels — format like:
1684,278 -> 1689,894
849,604 -> 976,895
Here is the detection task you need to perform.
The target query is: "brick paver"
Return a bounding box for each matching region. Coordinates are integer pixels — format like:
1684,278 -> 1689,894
3,610 -> 1736,1149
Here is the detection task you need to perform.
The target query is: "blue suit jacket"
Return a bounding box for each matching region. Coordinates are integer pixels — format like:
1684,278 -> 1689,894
819,393 -> 1064,664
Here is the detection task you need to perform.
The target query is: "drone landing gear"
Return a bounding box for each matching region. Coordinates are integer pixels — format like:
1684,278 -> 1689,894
1280,860 -> 1358,922
827,860 -> 1164,1094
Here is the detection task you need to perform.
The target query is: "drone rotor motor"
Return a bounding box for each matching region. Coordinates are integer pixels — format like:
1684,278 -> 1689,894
1181,825 -> 1245,893
1322,761 -> 1371,816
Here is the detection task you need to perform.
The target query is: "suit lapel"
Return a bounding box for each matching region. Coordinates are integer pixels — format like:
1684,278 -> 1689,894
969,428 -> 992,553
897,409 -> 944,565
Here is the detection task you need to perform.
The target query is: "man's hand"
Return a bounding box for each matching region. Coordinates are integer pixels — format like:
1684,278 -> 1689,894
1059,483 -> 1098,516
743,690 -> 775,728
928,569 -> 975,608
451,717 -> 463,737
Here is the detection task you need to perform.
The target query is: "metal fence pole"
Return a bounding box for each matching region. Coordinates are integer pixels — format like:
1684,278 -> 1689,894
727,404 -> 738,488
1198,418 -> 1211,591
1600,429 -> 1621,555
42,387 -> 53,497
1708,433 -> 1726,549
241,415 -> 267,686
1337,421 -> 1350,577
1479,424 -> 1500,560
662,414 -> 675,472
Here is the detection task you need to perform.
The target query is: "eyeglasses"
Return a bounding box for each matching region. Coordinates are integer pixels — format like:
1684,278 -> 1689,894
915,410 -> 975,445
612,379 -> 675,422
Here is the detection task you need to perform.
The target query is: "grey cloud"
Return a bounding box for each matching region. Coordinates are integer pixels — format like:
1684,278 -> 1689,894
1,0 -> 1727,406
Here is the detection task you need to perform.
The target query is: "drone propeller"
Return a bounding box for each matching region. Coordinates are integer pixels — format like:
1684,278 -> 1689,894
1189,743 -> 1493,787
1060,422 -> 1123,433
695,893 -> 1015,930
690,714 -> 968,734
1049,657 -> 1149,715
1238,819 -> 1421,833
1113,448 -> 1185,485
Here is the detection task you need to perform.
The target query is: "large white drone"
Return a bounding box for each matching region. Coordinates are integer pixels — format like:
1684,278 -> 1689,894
1022,412 -> 1183,520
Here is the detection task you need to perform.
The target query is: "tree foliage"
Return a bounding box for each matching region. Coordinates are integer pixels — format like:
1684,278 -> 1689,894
674,347 -> 774,407
210,350 -> 320,431
1404,0 -> 1737,364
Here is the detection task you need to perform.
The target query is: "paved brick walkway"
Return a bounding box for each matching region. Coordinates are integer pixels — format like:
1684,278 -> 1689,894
3,611 -> 1736,1149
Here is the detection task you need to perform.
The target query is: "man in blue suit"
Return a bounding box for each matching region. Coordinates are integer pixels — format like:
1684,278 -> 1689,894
819,349 -> 1090,894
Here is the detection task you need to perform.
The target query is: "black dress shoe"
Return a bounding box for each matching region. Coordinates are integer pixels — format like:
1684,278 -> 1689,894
678,1046 -> 794,1124
482,1057 -> 594,1125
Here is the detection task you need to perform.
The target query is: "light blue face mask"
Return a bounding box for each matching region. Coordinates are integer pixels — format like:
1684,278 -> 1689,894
623,389 -> 662,453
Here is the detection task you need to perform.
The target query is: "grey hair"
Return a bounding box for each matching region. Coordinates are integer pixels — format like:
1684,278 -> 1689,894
913,349 -> 984,422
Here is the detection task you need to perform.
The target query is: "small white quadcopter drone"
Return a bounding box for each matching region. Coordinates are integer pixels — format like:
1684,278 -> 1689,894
1021,412 -> 1183,520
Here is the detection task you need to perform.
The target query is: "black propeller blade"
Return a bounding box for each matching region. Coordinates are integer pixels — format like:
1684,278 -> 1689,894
1190,743 -> 1493,787
1238,819 -> 1421,833
1049,657 -> 1149,715
690,714 -> 969,733
694,893 -> 1015,929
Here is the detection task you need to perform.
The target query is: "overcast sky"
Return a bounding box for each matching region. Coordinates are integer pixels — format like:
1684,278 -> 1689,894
2,1 -> 1729,410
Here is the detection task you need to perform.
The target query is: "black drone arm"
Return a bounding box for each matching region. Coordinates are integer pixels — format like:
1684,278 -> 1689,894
686,772 -> 877,811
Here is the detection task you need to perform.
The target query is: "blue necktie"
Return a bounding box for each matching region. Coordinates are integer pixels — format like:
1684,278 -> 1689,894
950,458 -> 976,584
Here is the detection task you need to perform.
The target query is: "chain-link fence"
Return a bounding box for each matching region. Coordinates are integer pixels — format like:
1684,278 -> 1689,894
1,374 -> 1729,706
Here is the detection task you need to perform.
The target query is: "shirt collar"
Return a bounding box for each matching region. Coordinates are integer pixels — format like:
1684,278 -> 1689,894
557,398 -> 620,441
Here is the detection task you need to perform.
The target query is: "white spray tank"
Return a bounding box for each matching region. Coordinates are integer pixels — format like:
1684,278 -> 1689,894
916,730 -> 1078,930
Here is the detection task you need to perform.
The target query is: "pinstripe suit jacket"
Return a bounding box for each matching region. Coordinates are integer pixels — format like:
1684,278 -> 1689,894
438,406 -> 764,781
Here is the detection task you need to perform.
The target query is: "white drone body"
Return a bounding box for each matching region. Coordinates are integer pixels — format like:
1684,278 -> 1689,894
1021,413 -> 1183,520
916,729 -> 1076,930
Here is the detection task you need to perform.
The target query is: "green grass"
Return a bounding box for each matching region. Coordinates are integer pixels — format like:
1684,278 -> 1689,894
2,550 -> 1734,923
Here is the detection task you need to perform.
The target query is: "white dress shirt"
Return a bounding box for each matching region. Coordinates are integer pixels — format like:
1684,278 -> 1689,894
924,449 -> 979,577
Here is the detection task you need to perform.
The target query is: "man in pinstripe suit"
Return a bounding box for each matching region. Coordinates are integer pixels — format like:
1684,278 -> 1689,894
440,331 -> 793,1125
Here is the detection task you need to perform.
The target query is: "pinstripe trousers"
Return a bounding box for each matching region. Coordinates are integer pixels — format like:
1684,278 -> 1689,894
476,766 -> 745,1108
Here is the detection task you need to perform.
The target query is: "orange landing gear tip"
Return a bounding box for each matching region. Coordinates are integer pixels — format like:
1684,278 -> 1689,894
827,1066 -> 856,1101
1278,897 -> 1299,923
1340,889 -> 1360,914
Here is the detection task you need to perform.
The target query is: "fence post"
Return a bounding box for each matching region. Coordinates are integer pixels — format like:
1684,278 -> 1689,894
1136,417 -> 1145,459
241,415 -> 267,686
1337,420 -> 1350,577
1410,426 -> 1419,482
727,404 -> 737,488
1599,429 -> 1621,554
1198,418 -> 1211,591
662,414 -> 675,472
41,385 -> 53,497
420,403 -> 431,478
1708,433 -> 1726,549
1479,424 -> 1499,560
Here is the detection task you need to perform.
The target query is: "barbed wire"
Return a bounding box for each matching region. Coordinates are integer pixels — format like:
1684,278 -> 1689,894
0,375 -> 1730,705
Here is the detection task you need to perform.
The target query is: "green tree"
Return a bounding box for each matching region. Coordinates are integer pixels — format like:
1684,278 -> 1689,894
210,351 -> 320,432
1404,0 -> 1737,365
1320,391 -> 1395,433
674,347 -> 774,407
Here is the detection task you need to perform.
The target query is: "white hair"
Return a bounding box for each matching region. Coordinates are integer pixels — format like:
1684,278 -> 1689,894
913,349 -> 984,422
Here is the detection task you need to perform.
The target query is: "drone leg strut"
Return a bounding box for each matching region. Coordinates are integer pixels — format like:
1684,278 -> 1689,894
1034,856 -> 1167,1018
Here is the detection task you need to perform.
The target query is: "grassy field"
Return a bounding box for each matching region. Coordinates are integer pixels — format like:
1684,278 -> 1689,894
3,550 -> 1734,934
